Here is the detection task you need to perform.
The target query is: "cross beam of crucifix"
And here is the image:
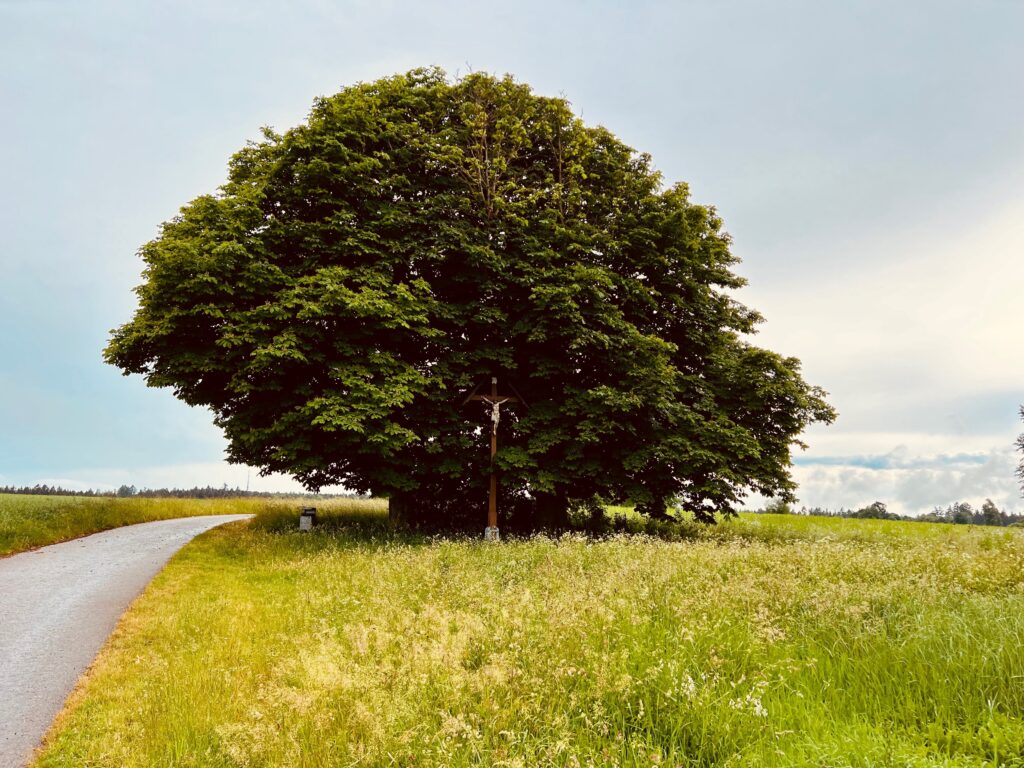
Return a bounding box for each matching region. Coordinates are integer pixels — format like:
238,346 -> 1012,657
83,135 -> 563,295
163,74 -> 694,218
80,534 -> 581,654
462,376 -> 526,540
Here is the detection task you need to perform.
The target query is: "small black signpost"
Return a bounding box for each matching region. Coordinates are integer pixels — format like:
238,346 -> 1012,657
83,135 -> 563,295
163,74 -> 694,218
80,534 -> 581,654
462,376 -> 525,541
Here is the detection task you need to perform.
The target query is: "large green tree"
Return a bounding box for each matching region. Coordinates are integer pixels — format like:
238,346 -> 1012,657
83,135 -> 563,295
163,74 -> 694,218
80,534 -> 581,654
105,68 -> 835,529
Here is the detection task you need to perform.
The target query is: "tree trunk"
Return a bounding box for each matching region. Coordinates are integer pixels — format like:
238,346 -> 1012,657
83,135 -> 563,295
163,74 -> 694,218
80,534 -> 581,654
388,489 -> 415,528
535,490 -> 570,530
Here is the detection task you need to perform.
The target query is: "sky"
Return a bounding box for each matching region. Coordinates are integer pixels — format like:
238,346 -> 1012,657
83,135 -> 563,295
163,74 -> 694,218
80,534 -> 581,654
1,0 -> 1022,514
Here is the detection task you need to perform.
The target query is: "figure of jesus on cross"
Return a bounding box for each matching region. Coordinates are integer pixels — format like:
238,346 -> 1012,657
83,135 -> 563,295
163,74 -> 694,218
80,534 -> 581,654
463,376 -> 524,541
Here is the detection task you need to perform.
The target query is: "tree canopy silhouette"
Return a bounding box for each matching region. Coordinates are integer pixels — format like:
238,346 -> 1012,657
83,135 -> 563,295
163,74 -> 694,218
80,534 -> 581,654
105,68 -> 835,529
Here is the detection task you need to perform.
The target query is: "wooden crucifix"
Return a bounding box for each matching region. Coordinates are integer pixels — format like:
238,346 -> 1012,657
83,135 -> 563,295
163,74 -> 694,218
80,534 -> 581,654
462,376 -> 526,541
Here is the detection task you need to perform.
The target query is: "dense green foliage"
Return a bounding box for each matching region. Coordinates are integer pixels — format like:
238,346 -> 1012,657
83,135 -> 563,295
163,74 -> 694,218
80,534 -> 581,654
0,494 -> 268,557
35,507 -> 1024,767
105,68 -> 834,528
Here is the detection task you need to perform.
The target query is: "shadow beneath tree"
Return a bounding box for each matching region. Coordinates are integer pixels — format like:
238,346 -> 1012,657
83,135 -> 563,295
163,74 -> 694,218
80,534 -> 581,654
251,500 -> 713,547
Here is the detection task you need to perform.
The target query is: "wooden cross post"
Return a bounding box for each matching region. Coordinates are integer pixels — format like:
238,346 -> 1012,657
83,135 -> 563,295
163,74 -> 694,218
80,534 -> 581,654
463,376 -> 522,541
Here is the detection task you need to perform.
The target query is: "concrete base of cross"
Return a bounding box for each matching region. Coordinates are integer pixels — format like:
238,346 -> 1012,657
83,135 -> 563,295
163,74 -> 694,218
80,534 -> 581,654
484,526 -> 500,542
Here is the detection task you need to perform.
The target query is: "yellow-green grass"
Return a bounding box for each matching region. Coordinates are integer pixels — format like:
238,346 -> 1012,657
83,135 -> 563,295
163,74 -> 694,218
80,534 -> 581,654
34,505 -> 1024,767
0,494 -> 275,557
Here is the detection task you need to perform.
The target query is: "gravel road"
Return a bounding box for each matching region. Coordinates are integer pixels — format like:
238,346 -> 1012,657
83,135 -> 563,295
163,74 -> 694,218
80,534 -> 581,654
0,515 -> 251,768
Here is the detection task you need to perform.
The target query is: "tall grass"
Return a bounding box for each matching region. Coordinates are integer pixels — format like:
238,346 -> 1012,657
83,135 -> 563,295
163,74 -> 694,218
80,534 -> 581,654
34,506 -> 1024,767
0,494 -> 272,556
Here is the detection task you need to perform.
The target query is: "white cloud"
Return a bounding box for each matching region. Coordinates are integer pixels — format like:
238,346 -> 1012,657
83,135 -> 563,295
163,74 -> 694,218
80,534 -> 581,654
798,429 -> 1019,459
791,447 -> 1022,516
735,194 -> 1024,516
744,196 -> 1024,403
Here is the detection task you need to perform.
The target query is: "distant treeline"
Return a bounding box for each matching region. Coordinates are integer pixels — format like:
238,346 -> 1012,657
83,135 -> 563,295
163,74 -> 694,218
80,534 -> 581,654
0,484 -> 366,500
761,499 -> 1024,527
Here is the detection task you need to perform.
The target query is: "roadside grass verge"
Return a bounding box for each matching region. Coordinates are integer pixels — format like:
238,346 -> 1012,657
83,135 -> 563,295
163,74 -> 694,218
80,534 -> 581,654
1,494 -> 313,557
33,506 -> 1024,767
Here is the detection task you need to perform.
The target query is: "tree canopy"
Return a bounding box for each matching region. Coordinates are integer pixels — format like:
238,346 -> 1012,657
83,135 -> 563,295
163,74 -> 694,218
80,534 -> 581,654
105,68 -> 835,529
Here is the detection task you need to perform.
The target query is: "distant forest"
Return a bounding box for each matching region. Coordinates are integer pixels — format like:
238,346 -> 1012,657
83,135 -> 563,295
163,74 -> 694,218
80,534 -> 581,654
2,485 -> 1019,527
761,499 -> 1024,527
0,484 -> 366,500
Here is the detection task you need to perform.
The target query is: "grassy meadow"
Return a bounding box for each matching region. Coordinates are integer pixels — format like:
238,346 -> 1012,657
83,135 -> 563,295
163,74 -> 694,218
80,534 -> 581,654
33,502 -> 1024,767
0,493 -> 272,557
